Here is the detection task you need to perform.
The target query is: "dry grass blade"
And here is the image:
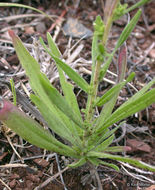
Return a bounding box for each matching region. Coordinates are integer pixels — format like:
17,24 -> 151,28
0,178 -> 11,190
0,163 -> 28,168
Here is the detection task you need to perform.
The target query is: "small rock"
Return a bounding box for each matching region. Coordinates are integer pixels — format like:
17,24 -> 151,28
63,18 -> 92,39
127,139 -> 151,153
24,26 -> 35,34
149,49 -> 155,59
36,22 -> 46,33
134,32 -> 145,39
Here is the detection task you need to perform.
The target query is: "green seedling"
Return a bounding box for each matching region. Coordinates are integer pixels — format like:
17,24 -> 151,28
0,1 -> 155,188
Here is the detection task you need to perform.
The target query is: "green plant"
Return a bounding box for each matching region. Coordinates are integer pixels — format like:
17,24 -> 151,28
0,0 -> 155,179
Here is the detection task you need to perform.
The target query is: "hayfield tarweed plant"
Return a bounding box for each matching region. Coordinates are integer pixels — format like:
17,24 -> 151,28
0,0 -> 155,179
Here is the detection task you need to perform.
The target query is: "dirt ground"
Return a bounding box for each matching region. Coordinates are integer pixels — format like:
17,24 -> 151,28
0,0 -> 155,189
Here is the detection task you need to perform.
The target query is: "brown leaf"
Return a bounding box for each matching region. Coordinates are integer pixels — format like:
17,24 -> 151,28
127,139 -> 151,153
33,158 -> 49,168
145,185 -> 155,190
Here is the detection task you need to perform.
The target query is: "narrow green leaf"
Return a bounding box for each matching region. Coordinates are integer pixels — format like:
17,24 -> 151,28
99,160 -> 120,171
47,32 -> 61,57
117,77 -> 155,110
104,146 -> 125,153
91,34 -> 98,75
99,54 -> 113,81
97,89 -> 155,134
95,44 -> 127,127
30,94 -> 82,147
46,33 -> 83,128
69,158 -> 86,168
58,68 -> 83,123
95,72 -> 135,107
87,152 -> 155,172
0,100 -> 78,158
125,0 -> 151,13
97,62 -> 126,128
8,30 -> 47,99
40,37 -> 90,93
114,9 -> 142,50
10,78 -> 17,106
94,135 -> 114,152
38,73 -> 84,129
87,157 -> 119,170
88,123 -> 121,150
87,157 -> 100,166
8,30 -> 66,126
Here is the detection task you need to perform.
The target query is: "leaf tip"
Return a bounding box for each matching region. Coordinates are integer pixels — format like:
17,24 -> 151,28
123,146 -> 132,152
8,29 -> 15,39
0,99 -> 14,121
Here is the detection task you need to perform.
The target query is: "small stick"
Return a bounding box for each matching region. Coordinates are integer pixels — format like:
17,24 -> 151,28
0,178 -> 11,190
5,134 -> 24,163
47,10 -> 66,33
0,163 -> 28,168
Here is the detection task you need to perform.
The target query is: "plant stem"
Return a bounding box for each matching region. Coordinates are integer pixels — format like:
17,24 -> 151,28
89,163 -> 103,190
85,60 -> 102,124
85,0 -> 120,128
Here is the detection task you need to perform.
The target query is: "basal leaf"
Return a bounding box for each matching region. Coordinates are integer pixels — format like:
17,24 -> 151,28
38,73 -> 84,129
8,30 -> 66,125
46,33 -> 83,126
69,158 -> 86,168
118,77 -> 155,109
88,123 -> 120,150
87,157 -> 100,166
40,37 -> 90,93
97,89 -> 155,134
58,68 -> 83,123
8,30 -> 55,110
99,160 -> 120,171
47,32 -> 61,57
9,30 -> 41,95
87,151 -> 155,172
94,72 -> 135,107
104,146 -> 125,153
30,94 -> 82,147
94,134 -> 114,152
0,100 -> 78,158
